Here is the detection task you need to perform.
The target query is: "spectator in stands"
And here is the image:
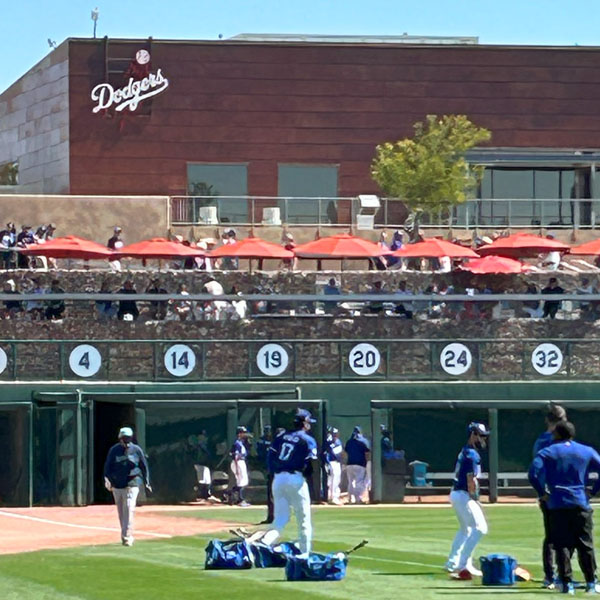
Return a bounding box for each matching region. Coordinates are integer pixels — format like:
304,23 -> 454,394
16,225 -> 35,268
44,279 -> 65,320
117,279 -> 139,321
218,229 -> 237,270
168,282 -> 192,321
387,230 -> 404,269
368,280 -> 386,314
96,279 -> 117,321
542,277 -> 564,319
394,280 -> 414,319
371,231 -> 389,271
0,279 -> 22,319
26,277 -> 46,320
248,286 -> 268,316
281,232 -> 297,271
576,277 -> 595,318
0,222 -> 16,269
539,234 -> 561,271
521,282 -> 543,318
323,277 -> 341,312
45,223 -> 56,241
145,277 -> 168,320
107,226 -> 124,272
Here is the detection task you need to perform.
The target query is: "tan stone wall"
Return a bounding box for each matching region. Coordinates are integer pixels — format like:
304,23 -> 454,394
0,44 -> 70,194
0,195 -> 169,244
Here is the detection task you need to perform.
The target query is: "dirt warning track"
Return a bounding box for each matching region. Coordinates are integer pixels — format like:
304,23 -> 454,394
0,505 -> 234,555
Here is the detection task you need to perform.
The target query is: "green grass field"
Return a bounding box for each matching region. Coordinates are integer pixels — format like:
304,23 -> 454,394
0,504 -> 594,599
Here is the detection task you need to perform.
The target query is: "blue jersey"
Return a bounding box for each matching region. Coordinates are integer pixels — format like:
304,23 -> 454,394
345,434 -> 371,467
269,429 -> 317,474
452,445 -> 481,494
532,431 -> 554,458
231,439 -> 247,460
104,443 -> 149,489
325,437 -> 343,463
529,440 -> 600,509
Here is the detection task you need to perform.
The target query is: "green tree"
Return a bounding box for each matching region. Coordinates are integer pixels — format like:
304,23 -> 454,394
371,114 -> 491,238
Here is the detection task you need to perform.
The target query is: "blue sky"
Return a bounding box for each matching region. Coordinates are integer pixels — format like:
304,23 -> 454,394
1,0 -> 600,94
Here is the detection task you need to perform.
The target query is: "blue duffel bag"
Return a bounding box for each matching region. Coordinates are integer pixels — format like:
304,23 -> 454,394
480,554 -> 518,586
285,552 -> 348,581
251,542 -> 301,568
205,539 -> 254,570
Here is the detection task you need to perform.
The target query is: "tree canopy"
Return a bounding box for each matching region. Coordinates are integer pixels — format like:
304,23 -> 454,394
371,115 -> 491,218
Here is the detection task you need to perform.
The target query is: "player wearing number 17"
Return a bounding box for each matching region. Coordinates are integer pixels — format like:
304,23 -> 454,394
261,408 -> 318,554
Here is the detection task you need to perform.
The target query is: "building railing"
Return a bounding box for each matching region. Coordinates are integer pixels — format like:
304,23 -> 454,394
170,195 -> 600,230
0,335 -> 595,382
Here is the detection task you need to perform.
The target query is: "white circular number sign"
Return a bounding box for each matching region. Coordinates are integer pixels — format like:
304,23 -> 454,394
69,344 -> 101,377
532,343 -> 563,376
349,343 -> 381,376
0,348 -> 7,375
440,343 -> 472,376
136,49 -> 151,64
256,344 -> 289,376
164,344 -> 196,377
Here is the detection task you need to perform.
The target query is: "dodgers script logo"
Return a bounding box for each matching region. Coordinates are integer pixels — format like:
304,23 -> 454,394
91,69 -> 169,113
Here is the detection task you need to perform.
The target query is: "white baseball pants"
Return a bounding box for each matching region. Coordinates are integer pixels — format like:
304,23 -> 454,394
447,489 -> 488,571
230,459 -> 248,487
261,471 -> 312,553
112,485 -> 140,543
327,461 -> 342,502
346,464 -> 367,503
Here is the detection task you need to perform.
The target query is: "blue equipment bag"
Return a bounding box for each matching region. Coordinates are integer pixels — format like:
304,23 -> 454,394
205,539 -> 254,570
251,542 -> 301,568
285,552 -> 348,581
480,554 -> 517,586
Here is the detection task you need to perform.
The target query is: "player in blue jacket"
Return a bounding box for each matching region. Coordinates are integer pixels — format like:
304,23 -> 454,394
529,420 -> 600,594
345,426 -> 371,504
324,426 -> 343,504
103,426 -> 150,546
446,422 -> 489,580
262,408 -> 318,554
531,404 -> 567,589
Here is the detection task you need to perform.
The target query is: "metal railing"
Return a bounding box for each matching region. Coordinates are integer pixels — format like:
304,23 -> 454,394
170,195 -> 600,230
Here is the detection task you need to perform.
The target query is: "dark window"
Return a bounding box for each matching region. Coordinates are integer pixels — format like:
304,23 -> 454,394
187,163 -> 248,224
0,161 -> 18,185
277,164 -> 338,224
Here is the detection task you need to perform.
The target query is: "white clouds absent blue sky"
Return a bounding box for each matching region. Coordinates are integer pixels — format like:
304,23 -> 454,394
1,0 -> 599,93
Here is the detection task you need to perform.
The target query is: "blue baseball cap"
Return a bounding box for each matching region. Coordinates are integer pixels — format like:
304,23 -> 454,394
294,408 -> 316,423
468,422 -> 490,437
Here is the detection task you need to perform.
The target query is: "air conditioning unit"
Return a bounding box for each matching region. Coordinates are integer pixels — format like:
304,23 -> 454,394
356,195 -> 380,230
198,206 -> 218,224
262,206 -> 282,225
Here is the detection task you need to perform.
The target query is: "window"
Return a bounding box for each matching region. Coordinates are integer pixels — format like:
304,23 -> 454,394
187,164 -> 248,223
278,165 -> 339,224
0,161 -> 18,186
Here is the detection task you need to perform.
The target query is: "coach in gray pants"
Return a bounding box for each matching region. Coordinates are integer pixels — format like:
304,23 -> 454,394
104,427 -> 151,546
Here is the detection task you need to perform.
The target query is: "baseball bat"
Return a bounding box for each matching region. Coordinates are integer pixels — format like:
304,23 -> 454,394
346,539 -> 368,555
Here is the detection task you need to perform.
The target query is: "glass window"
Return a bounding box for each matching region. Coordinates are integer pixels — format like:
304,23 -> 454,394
492,169 -> 534,199
187,164 -> 248,224
535,170 -> 560,226
278,165 -> 338,224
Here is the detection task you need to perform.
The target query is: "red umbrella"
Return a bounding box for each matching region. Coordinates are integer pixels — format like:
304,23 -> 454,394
392,238 -> 479,259
293,233 -> 390,258
112,238 -> 205,259
459,255 -> 531,274
570,239 -> 600,255
477,233 -> 570,258
19,235 -> 114,260
208,237 -> 293,259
